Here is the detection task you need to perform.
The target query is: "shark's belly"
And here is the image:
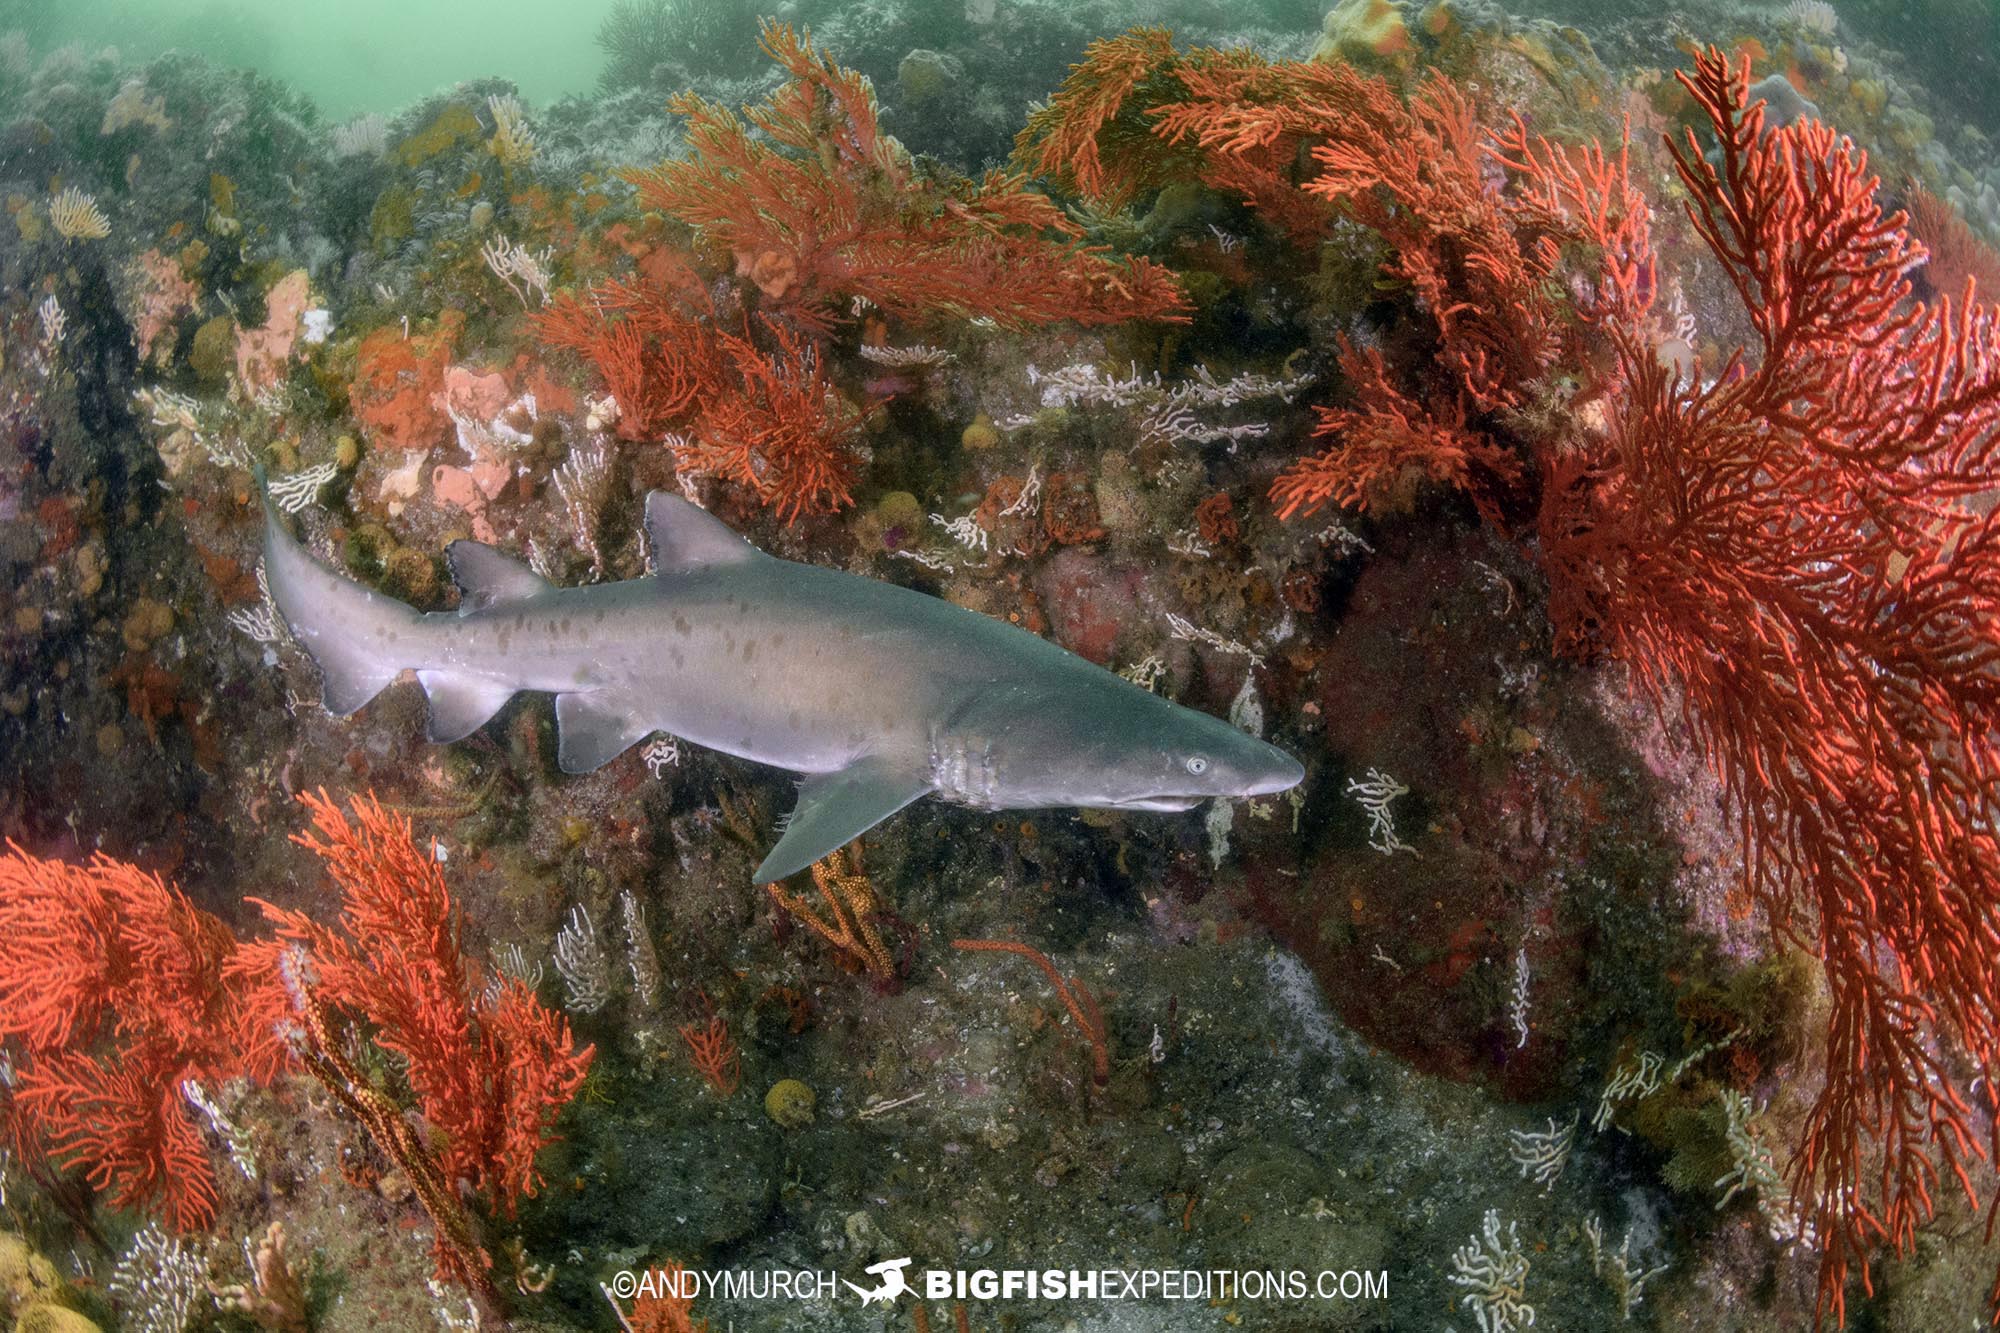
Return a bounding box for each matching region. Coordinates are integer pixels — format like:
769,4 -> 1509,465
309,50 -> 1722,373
648,629 -> 938,774
430,596 -> 939,775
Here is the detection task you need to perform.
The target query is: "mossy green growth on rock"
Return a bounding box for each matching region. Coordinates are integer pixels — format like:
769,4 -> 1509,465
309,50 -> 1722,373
0,1234 -> 65,1319
1639,1081 -> 1735,1197
369,185 -> 416,251
342,521 -> 394,582
764,1078 -> 816,1128
1675,946 -> 1824,1082
14,1305 -> 101,1333
394,102 -> 483,168
188,314 -> 236,385
382,544 -> 439,603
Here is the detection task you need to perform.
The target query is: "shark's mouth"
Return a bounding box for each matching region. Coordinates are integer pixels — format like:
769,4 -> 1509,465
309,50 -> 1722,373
1106,795 -> 1207,812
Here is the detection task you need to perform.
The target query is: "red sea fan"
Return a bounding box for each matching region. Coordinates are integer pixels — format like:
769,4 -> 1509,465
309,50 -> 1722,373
1151,57 -> 1595,520
0,844 -> 254,1232
534,260 -> 717,443
1903,181 -> 2000,306
1053,24 -> 2000,1319
236,791 -> 594,1216
631,21 -> 1187,332
676,318 -> 871,523
13,1055 -> 219,1232
1538,49 -> 2000,1321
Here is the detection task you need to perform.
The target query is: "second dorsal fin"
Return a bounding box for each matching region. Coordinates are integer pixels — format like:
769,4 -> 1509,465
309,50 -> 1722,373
446,541 -> 551,614
643,492 -> 761,575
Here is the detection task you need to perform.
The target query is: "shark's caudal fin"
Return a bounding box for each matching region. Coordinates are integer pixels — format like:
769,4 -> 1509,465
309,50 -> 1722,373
753,757 -> 935,884
260,478 -> 423,717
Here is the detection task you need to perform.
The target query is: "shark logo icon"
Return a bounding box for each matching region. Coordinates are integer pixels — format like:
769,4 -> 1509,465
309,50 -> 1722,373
844,1257 -> 913,1306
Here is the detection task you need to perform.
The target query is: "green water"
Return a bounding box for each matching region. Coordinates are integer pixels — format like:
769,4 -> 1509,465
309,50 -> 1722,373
0,0 -> 627,116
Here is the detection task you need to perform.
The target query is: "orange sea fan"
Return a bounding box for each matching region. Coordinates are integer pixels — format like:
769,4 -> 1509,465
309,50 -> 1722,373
234,791 -> 594,1218
629,21 -> 1187,332
0,843 -> 257,1232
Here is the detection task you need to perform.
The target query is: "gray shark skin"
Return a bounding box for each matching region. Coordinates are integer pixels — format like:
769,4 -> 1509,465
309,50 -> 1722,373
263,489 -> 1306,883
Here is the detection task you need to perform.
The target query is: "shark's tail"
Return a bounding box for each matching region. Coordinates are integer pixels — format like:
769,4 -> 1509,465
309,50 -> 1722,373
260,474 -> 425,716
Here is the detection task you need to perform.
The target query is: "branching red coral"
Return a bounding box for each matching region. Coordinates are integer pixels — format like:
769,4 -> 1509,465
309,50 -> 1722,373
952,938 -> 1110,1088
1903,182 -> 2000,307
1027,39 -> 1654,525
1015,28 -> 1192,210
0,843 -> 259,1233
630,22 -> 1187,332
0,798 -> 591,1309
1538,49 -> 2000,1321
1273,341 -> 1526,524
1045,25 -> 2000,1320
235,792 -> 594,1224
676,1001 -> 742,1098
1023,37 -> 1346,242
535,263 -> 715,443
1155,58 -> 1572,519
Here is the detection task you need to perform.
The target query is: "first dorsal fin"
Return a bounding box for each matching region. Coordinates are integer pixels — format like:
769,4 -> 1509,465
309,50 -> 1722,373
644,492 -> 761,575
446,541 -> 550,614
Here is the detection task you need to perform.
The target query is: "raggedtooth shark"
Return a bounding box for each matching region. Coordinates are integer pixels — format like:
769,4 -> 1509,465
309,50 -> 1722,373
264,490 -> 1305,882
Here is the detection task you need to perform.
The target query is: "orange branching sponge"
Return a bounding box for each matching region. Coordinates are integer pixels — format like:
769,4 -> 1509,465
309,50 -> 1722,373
0,843 -> 264,1233
766,844 -> 894,982
630,21 -> 1188,332
952,938 -> 1109,1088
230,792 -> 594,1286
1538,50 -> 2000,1323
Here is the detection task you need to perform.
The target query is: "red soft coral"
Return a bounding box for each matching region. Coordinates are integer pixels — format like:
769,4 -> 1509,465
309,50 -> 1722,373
0,844 -> 259,1232
637,22 -> 1188,334
236,791 -> 594,1221
1539,50 -> 2000,1322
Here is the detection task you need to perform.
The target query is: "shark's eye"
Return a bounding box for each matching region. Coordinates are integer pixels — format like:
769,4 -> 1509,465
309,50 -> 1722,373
1185,755 -> 1209,775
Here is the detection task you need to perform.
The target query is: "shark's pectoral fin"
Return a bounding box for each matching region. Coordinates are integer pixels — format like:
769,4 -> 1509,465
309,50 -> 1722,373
417,671 -> 516,744
753,758 -> 934,884
446,540 -> 551,613
555,691 -> 653,774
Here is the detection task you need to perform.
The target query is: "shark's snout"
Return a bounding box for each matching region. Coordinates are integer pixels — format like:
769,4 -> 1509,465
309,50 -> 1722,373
1245,749 -> 1306,796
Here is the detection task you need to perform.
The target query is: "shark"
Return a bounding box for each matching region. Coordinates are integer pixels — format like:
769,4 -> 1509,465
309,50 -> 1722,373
262,489 -> 1305,883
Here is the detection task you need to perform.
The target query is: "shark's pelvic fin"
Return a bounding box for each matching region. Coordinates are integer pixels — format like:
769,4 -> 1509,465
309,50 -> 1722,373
555,690 -> 654,774
446,540 -> 551,613
753,757 -> 935,884
644,491 -> 762,575
417,671 -> 517,743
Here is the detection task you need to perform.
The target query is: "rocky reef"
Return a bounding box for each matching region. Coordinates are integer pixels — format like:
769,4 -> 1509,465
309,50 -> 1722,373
2,2 -> 1999,1331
